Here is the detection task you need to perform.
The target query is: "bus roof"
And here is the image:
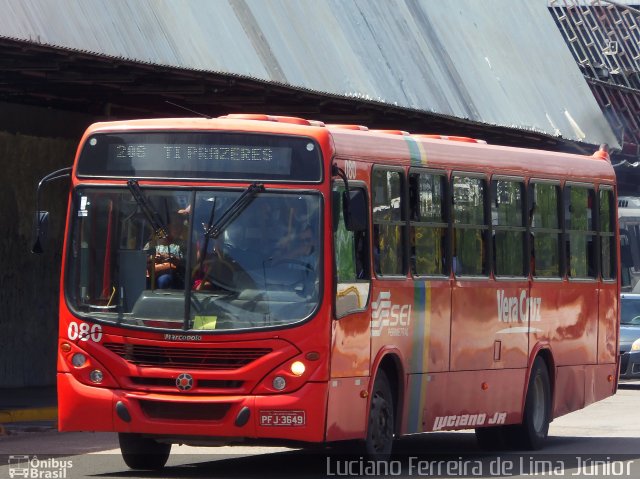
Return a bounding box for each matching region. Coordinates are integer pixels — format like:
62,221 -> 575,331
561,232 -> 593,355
82,115 -> 616,184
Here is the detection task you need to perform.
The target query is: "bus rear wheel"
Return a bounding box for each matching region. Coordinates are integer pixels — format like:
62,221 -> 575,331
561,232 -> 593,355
365,370 -> 395,458
118,433 -> 171,470
510,357 -> 551,450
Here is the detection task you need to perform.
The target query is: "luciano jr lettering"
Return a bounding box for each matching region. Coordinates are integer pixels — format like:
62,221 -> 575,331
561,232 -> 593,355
433,411 -> 506,431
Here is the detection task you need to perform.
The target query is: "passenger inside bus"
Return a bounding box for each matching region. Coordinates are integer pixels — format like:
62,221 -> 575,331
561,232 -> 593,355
147,219 -> 186,289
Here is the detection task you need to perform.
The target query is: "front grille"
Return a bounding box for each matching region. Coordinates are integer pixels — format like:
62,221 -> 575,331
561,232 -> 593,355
104,343 -> 271,370
139,400 -> 230,421
129,376 -> 243,389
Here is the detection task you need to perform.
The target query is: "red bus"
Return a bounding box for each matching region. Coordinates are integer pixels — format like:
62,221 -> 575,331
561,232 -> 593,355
34,114 -> 619,469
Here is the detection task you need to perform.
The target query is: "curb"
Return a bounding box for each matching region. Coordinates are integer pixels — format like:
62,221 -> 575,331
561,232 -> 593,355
0,407 -> 57,424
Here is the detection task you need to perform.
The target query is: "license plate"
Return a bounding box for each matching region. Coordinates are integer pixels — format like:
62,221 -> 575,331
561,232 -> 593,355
259,410 -> 306,427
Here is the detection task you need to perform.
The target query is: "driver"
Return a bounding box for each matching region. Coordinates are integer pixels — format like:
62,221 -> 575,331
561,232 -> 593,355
274,224 -> 315,263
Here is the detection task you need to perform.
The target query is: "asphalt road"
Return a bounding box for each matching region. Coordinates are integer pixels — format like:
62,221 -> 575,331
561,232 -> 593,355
1,382 -> 639,479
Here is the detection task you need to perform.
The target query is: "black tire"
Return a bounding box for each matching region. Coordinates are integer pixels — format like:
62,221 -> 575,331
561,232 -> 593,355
118,433 -> 171,470
364,370 -> 395,459
509,357 -> 551,450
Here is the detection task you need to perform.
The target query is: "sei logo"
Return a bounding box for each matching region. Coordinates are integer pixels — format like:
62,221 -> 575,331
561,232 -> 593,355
371,291 -> 412,337
67,321 -> 103,342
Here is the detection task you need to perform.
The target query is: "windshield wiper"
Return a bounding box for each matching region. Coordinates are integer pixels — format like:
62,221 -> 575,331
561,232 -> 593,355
127,180 -> 168,238
205,183 -> 264,238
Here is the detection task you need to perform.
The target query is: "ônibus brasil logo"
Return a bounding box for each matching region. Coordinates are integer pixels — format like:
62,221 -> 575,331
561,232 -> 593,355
370,291 -> 412,337
8,455 -> 73,478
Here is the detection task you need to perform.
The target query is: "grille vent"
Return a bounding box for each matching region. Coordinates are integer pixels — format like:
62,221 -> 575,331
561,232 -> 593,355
105,343 -> 271,370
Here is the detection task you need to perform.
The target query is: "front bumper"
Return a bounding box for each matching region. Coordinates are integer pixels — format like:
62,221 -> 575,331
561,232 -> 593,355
58,372 -> 328,443
619,350 -> 640,380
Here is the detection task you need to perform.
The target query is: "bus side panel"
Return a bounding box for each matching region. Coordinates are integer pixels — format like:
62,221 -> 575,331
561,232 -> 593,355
402,280 -> 450,434
451,280 -> 529,371
553,365 -> 586,418
368,280 -> 451,435
529,281 -> 598,366
584,363 -> 617,407
325,376 -> 370,441
597,284 -> 618,364
329,311 -> 371,378
409,280 -> 451,374
326,310 -> 371,442
414,369 -> 526,432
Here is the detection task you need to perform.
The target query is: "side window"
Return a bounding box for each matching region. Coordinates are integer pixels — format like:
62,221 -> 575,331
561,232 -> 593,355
565,185 -> 596,279
372,169 -> 405,276
491,179 -> 525,277
333,184 -> 370,317
409,171 -> 448,276
530,182 -> 561,278
599,188 -> 616,280
452,174 -> 487,276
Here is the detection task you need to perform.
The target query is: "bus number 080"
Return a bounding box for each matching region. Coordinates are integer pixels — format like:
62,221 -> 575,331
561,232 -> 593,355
67,322 -> 103,342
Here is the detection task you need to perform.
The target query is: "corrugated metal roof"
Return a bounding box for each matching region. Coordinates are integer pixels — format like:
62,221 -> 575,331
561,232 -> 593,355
0,0 -> 620,148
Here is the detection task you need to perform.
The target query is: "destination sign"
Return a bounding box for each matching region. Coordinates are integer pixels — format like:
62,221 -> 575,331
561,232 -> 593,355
76,132 -> 321,182
112,144 -> 279,163
108,143 -> 289,174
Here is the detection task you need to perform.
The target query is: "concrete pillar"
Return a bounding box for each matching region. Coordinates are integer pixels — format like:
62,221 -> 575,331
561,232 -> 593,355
0,131 -> 76,387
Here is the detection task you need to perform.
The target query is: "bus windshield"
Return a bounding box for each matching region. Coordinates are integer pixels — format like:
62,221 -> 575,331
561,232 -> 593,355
65,187 -> 321,332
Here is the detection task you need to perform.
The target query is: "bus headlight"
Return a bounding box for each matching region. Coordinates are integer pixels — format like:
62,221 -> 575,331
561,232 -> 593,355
632,338 -> 640,351
89,370 -> 104,383
71,353 -> 86,367
272,376 -> 286,391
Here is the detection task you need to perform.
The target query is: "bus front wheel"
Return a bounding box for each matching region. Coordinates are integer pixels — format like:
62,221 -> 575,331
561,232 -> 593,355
365,370 -> 395,458
118,433 -> 171,470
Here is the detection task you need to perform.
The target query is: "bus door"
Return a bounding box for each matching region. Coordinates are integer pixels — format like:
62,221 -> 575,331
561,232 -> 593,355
326,181 -> 372,441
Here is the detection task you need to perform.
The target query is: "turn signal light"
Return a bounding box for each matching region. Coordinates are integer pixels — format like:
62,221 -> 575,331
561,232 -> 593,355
305,351 -> 320,361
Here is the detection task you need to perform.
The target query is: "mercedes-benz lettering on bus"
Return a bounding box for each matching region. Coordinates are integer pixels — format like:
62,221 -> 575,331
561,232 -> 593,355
42,115 -> 619,469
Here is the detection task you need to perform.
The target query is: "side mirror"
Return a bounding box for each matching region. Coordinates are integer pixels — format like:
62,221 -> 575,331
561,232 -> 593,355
344,190 -> 367,232
31,211 -> 50,254
31,166 -> 72,255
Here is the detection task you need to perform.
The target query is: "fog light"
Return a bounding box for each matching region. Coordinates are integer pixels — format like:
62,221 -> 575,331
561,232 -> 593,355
89,369 -> 104,383
272,376 -> 286,391
71,353 -> 86,367
290,361 -> 306,376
